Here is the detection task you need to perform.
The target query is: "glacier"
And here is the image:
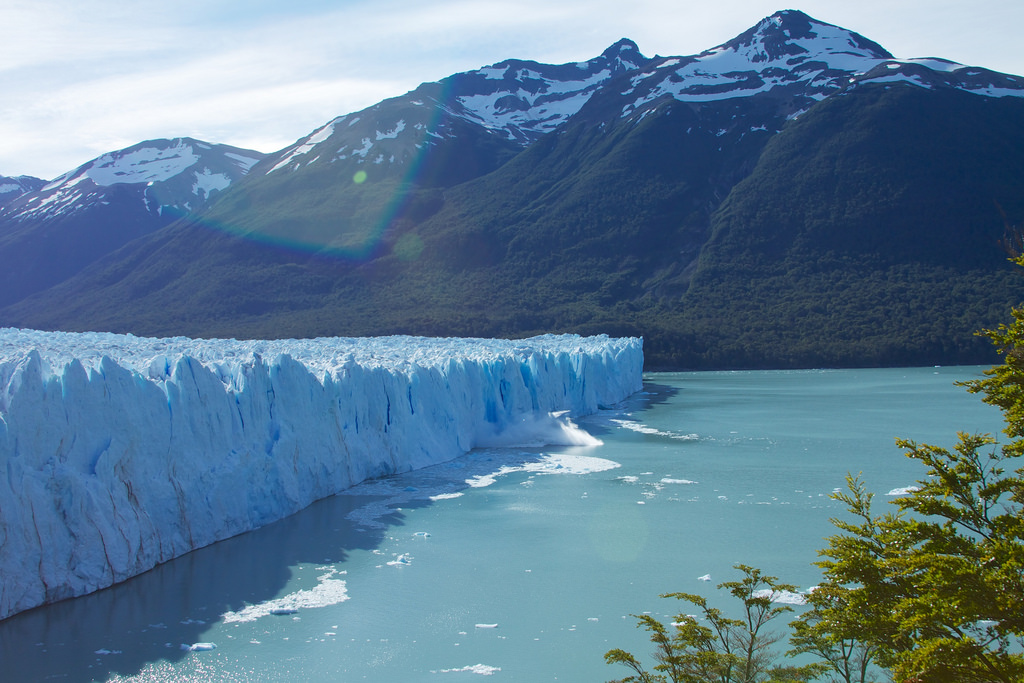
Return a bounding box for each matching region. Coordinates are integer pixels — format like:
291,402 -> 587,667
0,328 -> 642,620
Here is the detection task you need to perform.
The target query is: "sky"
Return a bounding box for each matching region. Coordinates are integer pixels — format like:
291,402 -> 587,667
3,0 -> 1023,180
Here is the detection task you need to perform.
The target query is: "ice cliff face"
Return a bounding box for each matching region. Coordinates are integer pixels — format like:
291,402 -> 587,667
0,329 -> 642,620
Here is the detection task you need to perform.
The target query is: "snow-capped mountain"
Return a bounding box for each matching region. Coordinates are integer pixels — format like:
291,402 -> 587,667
606,11 -> 1024,126
0,138 -> 264,309
4,10 -> 1024,371
0,175 -> 45,208
2,137 -> 263,224
259,39 -> 649,178
253,9 -> 1024,186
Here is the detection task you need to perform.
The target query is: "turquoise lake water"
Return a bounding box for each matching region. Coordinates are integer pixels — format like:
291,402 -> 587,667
0,366 -> 1007,682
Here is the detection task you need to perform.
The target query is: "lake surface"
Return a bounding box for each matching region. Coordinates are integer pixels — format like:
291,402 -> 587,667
0,367 -> 1006,682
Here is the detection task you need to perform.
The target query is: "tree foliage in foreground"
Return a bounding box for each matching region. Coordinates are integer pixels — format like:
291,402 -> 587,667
811,292 -> 1024,681
604,565 -> 823,682
608,272 -> 1024,682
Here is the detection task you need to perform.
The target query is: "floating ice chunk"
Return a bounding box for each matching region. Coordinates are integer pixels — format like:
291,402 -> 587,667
387,554 -> 413,567
434,664 -> 501,675
221,569 -> 348,623
886,486 -> 921,496
180,642 -> 217,651
753,589 -> 807,605
522,454 -> 619,475
661,478 -> 697,485
475,623 -> 498,629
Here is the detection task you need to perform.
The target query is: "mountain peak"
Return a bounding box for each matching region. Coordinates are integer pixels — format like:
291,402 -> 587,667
601,38 -> 645,67
722,9 -> 892,63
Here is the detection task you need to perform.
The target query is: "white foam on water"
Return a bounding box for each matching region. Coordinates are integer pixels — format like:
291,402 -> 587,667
465,453 -> 620,488
610,419 -> 698,441
660,478 -> 697,485
340,447 -> 620,531
476,411 -> 603,448
430,492 -> 464,501
221,569 -> 348,623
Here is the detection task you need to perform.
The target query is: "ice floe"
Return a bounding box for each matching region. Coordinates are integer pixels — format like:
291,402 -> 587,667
220,569 -> 349,623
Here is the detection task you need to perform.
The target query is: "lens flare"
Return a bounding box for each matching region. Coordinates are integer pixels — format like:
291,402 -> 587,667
197,79 -> 458,263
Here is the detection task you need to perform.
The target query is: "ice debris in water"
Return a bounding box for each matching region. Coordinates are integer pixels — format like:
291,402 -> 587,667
221,569 -> 348,623
434,664 -> 502,675
180,643 -> 217,652
886,486 -> 921,496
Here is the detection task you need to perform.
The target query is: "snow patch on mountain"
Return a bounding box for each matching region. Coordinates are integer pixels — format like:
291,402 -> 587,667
224,151 -> 263,168
268,121 -> 338,173
376,120 -> 406,140
192,169 -> 232,200
455,65 -> 628,137
82,140 -> 200,186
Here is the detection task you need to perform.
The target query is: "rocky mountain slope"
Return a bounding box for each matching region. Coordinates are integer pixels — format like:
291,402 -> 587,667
0,175 -> 45,208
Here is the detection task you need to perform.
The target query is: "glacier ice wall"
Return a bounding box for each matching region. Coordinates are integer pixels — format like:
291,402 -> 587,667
0,329 -> 642,620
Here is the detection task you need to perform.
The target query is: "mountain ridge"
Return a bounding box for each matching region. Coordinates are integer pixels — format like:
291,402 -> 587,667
3,9 -> 1023,370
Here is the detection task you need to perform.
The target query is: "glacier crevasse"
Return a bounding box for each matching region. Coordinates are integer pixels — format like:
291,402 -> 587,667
0,329 -> 642,620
